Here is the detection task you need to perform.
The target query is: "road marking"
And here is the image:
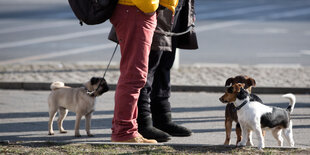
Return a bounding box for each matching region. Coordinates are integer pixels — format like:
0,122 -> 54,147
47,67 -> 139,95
300,50 -> 310,55
0,43 -> 116,65
196,5 -> 310,34
196,21 -> 244,32
198,5 -> 279,20
256,52 -> 300,58
230,28 -> 288,34
0,28 -> 110,49
0,20 -> 75,34
267,8 -> 310,19
257,50 -> 310,58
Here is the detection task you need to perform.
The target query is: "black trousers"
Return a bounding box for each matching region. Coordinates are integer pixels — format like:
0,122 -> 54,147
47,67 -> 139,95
138,48 -> 176,118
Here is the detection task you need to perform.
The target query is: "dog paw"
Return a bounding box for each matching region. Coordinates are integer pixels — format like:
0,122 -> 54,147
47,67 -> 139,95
60,130 -> 68,134
224,140 -> 230,145
87,134 -> 94,137
75,134 -> 81,137
246,141 -> 254,146
48,132 -> 54,136
237,142 -> 246,147
258,144 -> 265,150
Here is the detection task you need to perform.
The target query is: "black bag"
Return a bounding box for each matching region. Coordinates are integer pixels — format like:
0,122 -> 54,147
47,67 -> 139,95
68,0 -> 118,25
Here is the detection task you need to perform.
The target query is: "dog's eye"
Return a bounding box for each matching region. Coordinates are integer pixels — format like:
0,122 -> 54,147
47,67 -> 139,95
227,87 -> 233,93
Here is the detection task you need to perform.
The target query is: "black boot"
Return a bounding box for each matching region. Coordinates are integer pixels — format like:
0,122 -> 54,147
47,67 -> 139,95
152,112 -> 192,137
138,115 -> 171,142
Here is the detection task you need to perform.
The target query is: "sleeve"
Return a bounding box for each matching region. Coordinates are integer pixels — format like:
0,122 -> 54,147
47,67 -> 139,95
159,0 -> 178,13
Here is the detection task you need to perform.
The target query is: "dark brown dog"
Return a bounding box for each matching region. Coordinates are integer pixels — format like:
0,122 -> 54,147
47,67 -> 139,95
219,75 -> 262,145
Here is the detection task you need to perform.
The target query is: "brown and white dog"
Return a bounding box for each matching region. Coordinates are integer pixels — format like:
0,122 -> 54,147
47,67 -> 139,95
220,83 -> 295,149
219,75 -> 263,145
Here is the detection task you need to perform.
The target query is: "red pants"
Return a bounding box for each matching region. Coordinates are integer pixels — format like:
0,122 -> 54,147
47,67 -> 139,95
110,4 -> 157,141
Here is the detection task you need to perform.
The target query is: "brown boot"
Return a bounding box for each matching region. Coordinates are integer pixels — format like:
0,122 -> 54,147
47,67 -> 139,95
112,136 -> 157,144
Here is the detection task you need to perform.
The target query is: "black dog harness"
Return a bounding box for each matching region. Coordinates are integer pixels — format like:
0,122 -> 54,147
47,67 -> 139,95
233,100 -> 248,112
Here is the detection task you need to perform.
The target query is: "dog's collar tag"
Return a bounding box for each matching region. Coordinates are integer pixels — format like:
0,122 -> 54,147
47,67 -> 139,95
233,100 -> 248,112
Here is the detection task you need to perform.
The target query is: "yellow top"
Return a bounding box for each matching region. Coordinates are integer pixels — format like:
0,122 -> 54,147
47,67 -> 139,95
118,0 -> 178,13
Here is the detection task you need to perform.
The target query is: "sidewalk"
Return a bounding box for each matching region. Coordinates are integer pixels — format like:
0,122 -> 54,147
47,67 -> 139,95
1,62 -> 310,94
1,62 -> 310,88
0,62 -> 310,148
0,90 -> 309,148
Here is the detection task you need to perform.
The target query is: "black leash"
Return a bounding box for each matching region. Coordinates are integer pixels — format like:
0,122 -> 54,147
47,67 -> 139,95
103,43 -> 118,78
87,43 -> 119,96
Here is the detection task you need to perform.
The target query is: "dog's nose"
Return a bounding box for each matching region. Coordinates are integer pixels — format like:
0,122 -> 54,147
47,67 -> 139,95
219,97 -> 223,102
219,97 -> 227,103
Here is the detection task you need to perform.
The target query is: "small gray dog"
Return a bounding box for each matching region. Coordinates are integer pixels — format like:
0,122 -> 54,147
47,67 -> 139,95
48,77 -> 109,137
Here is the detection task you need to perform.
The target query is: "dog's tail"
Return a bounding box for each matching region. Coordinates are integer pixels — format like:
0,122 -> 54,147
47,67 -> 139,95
50,81 -> 66,90
282,93 -> 296,114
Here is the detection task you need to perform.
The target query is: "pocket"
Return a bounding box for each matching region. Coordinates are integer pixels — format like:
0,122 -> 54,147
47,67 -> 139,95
137,17 -> 157,46
138,11 -> 157,30
110,5 -> 129,25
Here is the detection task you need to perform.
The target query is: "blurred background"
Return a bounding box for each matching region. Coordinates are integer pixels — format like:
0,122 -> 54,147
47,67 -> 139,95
0,0 -> 310,66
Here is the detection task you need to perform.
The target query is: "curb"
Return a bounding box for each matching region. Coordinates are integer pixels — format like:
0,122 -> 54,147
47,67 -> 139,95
0,82 -> 309,94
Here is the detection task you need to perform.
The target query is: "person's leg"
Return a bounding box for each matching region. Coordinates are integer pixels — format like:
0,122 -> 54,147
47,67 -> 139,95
138,50 -> 163,120
150,48 -> 192,137
137,50 -> 171,142
110,4 -> 157,142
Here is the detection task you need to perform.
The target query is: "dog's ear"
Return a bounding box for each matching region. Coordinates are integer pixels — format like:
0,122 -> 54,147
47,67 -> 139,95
246,77 -> 256,87
227,86 -> 234,93
84,77 -> 100,91
90,77 -> 100,85
225,77 -> 234,87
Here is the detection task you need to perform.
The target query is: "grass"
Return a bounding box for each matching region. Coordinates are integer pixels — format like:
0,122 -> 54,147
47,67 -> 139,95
0,142 -> 309,155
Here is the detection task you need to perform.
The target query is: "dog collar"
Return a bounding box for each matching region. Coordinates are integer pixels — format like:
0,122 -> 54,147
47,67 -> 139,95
233,100 -> 248,112
85,88 -> 95,97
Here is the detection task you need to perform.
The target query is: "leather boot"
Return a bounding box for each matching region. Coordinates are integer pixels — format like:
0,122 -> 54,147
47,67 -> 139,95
137,115 -> 171,142
153,112 -> 192,137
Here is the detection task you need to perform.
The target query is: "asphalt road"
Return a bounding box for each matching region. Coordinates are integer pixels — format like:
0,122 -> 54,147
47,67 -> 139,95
0,90 -> 309,147
0,0 -> 310,66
